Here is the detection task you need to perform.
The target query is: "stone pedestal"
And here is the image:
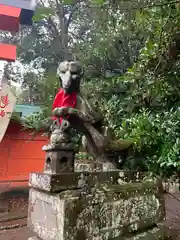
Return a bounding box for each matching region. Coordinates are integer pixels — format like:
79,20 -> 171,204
28,171 -> 168,240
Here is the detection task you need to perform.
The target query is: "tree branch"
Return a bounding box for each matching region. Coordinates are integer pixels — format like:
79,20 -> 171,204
65,1 -> 80,28
47,17 -> 60,37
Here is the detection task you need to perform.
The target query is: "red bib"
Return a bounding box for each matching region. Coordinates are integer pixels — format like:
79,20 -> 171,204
52,88 -> 77,123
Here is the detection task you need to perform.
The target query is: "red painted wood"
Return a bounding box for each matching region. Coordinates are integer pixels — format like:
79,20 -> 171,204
0,44 -> 16,61
0,120 -> 48,181
0,5 -> 20,32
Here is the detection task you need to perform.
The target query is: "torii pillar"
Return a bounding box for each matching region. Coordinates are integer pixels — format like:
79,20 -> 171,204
0,0 -> 38,61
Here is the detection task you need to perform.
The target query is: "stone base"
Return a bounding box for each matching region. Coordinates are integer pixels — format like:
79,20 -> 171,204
123,226 -> 169,239
28,171 -> 166,240
29,171 -> 148,192
28,226 -> 168,240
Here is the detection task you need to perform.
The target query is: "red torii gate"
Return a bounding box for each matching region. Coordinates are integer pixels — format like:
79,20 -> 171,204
0,0 -> 38,61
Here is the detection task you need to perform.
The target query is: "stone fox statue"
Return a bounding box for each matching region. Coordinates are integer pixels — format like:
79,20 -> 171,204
52,61 -> 132,168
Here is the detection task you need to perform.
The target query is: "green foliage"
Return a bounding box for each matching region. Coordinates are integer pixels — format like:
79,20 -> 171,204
33,7 -> 54,21
118,109 -> 180,176
22,110 -> 48,131
76,152 -> 93,161
90,0 -> 105,5
36,71 -> 59,111
81,4 -> 180,176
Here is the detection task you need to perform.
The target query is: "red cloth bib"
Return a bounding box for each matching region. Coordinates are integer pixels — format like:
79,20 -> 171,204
52,88 -> 77,123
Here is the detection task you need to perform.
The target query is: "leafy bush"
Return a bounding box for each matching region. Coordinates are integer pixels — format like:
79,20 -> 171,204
22,110 -> 48,131
76,152 -> 93,162
117,109 -> 180,176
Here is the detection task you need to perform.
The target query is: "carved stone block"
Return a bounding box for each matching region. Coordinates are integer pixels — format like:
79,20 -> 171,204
28,173 -> 167,240
44,148 -> 75,174
29,171 -> 149,193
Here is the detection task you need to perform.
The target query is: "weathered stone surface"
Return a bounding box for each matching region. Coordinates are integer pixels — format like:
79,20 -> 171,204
75,161 -> 119,172
75,163 -> 97,172
28,188 -> 79,240
122,226 -> 169,239
29,171 -> 150,193
44,147 -> 75,174
163,180 -> 180,193
28,180 -> 165,240
28,237 -> 40,240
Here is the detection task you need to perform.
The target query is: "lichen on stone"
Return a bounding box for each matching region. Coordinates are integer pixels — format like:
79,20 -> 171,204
28,171 -> 166,240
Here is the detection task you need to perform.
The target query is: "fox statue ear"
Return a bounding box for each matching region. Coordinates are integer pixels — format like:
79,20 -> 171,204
57,61 -> 83,74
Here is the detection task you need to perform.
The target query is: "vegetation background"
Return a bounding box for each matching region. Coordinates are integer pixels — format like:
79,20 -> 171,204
2,0 -> 180,177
